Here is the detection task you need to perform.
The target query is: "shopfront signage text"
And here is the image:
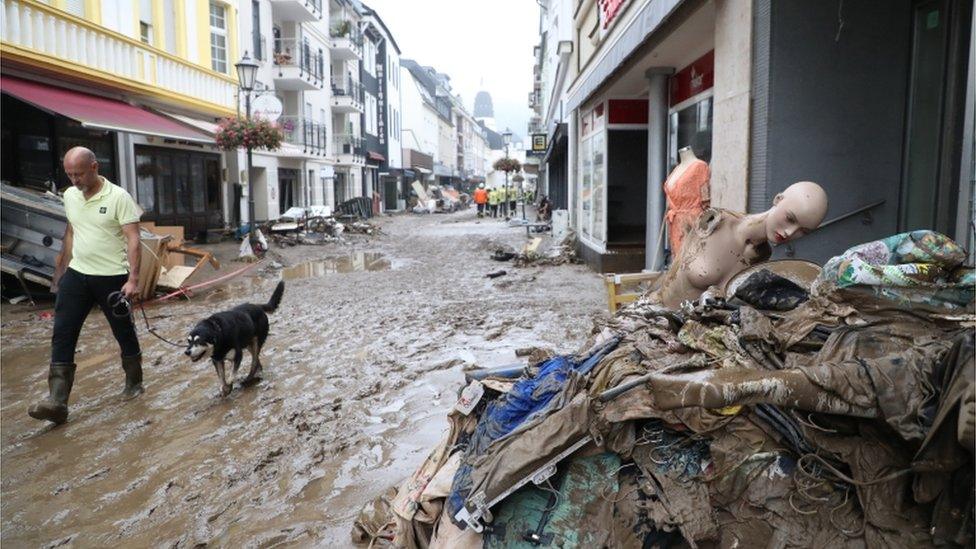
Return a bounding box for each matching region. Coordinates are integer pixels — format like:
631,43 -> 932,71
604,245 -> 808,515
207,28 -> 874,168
529,133 -> 548,157
252,94 -> 283,122
669,50 -> 714,107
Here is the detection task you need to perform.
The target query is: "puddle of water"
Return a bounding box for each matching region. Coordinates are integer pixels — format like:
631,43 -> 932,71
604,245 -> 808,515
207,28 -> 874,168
281,253 -> 390,280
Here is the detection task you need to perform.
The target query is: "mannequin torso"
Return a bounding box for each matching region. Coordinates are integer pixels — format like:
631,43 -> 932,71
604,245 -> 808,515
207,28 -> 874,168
656,209 -> 771,308
652,181 -> 830,309
664,147 -> 711,255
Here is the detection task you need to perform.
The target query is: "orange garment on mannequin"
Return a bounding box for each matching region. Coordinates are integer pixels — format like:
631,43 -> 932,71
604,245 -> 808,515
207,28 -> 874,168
664,159 -> 710,255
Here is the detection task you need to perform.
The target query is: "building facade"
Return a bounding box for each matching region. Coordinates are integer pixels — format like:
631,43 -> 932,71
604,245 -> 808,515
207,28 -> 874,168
534,0 -> 975,272
329,0 -> 365,205
234,0 -> 332,222
1,0 -> 242,239
358,3 -> 403,212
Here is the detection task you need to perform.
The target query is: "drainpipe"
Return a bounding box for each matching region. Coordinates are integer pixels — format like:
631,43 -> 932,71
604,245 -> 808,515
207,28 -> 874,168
645,67 -> 674,271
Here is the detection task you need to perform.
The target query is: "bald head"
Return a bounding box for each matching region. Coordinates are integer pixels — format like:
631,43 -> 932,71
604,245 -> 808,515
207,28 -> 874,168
63,146 -> 100,193
766,181 -> 829,245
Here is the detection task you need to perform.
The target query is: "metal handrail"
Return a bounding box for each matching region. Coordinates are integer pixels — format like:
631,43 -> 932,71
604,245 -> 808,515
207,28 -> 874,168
329,20 -> 363,46
272,38 -> 324,82
817,200 -> 886,229
331,77 -> 364,101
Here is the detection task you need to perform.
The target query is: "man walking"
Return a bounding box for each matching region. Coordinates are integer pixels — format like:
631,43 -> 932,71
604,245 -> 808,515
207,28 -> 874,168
473,183 -> 488,218
29,147 -> 144,425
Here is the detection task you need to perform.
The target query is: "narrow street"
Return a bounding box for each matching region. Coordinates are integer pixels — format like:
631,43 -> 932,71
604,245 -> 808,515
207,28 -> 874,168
0,209 -> 607,547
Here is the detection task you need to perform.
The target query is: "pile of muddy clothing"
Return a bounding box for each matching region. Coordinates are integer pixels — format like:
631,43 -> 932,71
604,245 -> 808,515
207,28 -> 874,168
354,231 -> 975,548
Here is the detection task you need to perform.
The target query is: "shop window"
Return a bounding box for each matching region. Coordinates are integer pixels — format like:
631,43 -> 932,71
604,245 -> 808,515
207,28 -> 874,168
667,96 -> 713,170
135,153 -> 156,213
578,103 -> 607,244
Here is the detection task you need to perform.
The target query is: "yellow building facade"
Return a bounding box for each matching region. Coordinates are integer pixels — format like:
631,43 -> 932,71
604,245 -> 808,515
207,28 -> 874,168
1,0 -> 246,237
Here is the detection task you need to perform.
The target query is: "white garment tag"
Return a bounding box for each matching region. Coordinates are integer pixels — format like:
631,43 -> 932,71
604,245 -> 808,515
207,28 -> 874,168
455,380 -> 484,415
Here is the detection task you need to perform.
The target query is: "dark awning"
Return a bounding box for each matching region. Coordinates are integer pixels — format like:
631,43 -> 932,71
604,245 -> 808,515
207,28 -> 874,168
1,76 -> 213,143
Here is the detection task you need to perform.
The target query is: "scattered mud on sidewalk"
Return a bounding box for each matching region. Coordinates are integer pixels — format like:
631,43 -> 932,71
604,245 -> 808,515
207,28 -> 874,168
1,210 -> 608,547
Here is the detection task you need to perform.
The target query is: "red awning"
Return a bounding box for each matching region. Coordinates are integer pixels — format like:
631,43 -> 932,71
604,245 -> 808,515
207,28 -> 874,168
367,151 -> 385,162
1,76 -> 213,143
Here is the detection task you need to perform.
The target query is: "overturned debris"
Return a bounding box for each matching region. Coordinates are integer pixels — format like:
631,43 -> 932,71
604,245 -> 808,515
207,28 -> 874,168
355,230 -> 975,548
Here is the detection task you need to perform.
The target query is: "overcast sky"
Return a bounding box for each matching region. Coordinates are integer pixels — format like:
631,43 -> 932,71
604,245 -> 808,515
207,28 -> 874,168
363,0 -> 540,140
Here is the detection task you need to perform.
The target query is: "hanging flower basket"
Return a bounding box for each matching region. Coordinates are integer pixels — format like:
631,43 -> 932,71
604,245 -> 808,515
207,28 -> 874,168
215,116 -> 283,151
493,157 -> 521,173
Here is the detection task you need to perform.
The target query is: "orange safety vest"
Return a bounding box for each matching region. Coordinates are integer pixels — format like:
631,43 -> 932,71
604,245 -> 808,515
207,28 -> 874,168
473,188 -> 489,204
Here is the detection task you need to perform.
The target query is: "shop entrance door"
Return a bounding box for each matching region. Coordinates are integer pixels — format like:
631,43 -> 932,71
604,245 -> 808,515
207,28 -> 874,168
135,146 -> 221,240
900,0 -> 970,234
279,168 -> 298,214
383,178 -> 398,210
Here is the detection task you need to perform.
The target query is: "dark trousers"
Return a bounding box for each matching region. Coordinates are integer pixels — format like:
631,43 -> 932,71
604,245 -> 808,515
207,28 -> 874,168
490,204 -> 498,217
51,268 -> 140,364
477,203 -> 486,214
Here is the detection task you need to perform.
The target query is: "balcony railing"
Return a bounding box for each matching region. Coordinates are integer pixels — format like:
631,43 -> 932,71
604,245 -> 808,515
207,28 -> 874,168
280,115 -> 327,156
0,0 -> 237,113
329,20 -> 363,46
273,38 -> 325,85
330,76 -> 364,102
334,133 -> 365,157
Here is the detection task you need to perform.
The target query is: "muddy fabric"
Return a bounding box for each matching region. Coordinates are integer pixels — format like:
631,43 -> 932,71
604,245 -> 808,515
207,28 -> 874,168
631,423 -> 717,545
912,333 -> 975,545
352,485 -> 398,547
429,515 -> 483,549
483,452 -> 619,548
458,393 -> 592,524
732,268 -> 810,311
817,230 -> 974,310
677,320 -> 750,368
391,411 -> 474,548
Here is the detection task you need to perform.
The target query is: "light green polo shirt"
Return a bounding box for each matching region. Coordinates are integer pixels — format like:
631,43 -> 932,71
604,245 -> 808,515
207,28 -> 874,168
63,177 -> 141,276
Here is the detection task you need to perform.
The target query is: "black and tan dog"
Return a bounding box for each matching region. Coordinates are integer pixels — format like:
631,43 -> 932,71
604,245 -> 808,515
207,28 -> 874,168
185,281 -> 284,396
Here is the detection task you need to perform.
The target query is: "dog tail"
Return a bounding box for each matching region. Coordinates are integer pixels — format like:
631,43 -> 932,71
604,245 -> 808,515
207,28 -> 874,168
262,281 -> 285,313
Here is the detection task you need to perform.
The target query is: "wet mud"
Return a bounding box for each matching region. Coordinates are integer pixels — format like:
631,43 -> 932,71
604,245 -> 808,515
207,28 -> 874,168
1,209 -> 607,546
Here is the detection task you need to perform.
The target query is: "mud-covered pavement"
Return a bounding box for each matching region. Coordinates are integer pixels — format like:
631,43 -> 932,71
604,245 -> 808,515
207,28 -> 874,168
1,208 -> 607,547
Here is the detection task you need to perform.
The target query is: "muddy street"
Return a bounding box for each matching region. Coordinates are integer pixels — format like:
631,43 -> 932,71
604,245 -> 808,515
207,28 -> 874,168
1,209 -> 607,547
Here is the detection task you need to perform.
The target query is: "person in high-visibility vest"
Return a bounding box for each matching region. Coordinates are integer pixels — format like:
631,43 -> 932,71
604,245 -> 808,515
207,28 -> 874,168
507,186 -> 517,216
473,183 -> 488,217
488,187 -> 501,218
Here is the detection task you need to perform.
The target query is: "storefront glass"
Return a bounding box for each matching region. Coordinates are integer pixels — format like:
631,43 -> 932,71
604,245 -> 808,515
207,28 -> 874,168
578,103 -> 606,244
667,51 -> 715,171
668,96 -> 713,170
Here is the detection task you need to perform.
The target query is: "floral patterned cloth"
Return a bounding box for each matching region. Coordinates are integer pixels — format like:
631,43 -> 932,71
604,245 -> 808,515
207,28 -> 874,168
817,231 -> 973,310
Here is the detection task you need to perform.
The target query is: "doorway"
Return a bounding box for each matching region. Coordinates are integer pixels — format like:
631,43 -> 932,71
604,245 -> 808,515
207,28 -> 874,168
134,146 -> 221,239
383,178 -> 398,210
279,168 -> 298,214
900,0 -> 972,234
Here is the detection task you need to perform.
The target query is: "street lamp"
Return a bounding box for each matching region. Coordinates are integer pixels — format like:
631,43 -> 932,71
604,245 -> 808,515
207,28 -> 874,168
235,52 -> 259,252
502,129 -> 512,219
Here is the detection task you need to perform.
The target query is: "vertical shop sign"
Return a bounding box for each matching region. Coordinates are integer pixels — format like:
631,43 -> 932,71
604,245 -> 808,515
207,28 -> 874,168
599,0 -> 628,28
669,50 -> 714,107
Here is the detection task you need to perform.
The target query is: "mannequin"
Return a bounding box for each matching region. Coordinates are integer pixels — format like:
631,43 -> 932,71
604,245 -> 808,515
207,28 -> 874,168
664,147 -> 711,255
654,181 -> 829,309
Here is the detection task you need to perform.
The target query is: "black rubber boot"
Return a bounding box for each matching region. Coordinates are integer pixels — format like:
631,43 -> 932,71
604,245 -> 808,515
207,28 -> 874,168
120,353 -> 144,399
28,363 -> 76,424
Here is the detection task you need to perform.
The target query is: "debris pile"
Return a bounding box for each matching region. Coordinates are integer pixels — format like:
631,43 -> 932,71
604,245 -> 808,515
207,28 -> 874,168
354,230 -> 975,548
514,233 -> 581,267
411,182 -> 465,214
264,205 -> 381,248
487,233 -> 581,268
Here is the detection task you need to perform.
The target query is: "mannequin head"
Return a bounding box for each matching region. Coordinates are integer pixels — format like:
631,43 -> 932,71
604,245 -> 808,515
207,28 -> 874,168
765,181 -> 828,245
